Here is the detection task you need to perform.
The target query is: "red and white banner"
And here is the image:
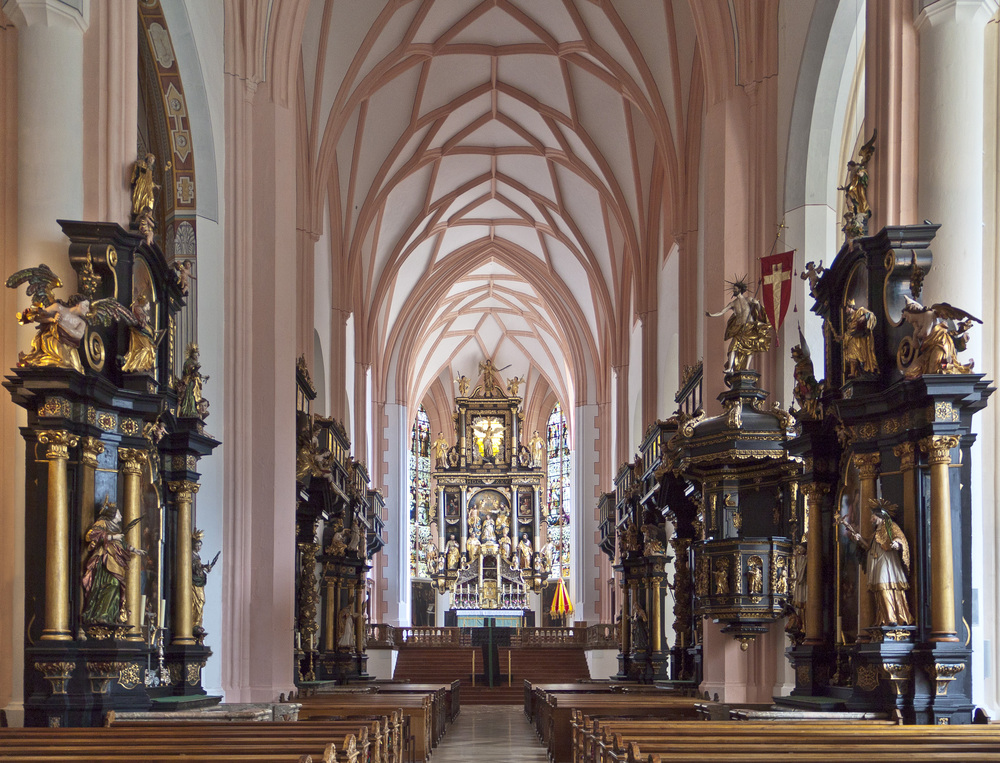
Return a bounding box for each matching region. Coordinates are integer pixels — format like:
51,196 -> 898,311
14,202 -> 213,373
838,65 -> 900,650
760,250 -> 795,341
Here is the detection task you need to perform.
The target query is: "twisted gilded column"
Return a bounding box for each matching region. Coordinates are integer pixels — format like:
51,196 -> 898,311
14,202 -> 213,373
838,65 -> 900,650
167,480 -> 199,645
801,483 -> 829,643
853,453 -> 881,634
119,448 -> 147,641
920,435 -> 961,642
38,430 -> 78,640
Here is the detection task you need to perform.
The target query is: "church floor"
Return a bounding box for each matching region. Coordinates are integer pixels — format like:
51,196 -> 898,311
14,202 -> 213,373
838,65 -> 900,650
433,705 -> 548,762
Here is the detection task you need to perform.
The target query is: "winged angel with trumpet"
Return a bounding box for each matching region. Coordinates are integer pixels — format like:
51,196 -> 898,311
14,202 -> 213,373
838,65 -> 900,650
898,295 -> 982,378
6,264 -> 136,374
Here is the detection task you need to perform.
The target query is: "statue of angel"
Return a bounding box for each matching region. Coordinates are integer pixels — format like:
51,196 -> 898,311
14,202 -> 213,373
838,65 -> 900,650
122,295 -> 162,374
790,326 -> 821,420
507,375 -> 524,396
172,260 -> 195,295
7,263 -> 136,374
800,261 -> 824,295
838,131 -> 876,240
898,295 -> 982,378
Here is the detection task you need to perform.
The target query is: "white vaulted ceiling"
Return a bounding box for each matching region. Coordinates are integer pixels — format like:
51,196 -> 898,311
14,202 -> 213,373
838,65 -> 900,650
300,0 -> 698,412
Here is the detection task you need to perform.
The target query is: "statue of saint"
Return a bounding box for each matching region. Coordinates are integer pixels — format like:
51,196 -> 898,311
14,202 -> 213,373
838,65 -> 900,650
705,278 -> 771,374
631,602 -> 649,651
327,519 -> 348,557
192,530 -> 219,633
527,430 -> 545,468
177,343 -> 209,418
445,535 -> 461,570
790,332 -> 822,420
81,498 -> 144,626
839,499 -> 913,626
130,153 -> 159,218
425,540 -> 440,571
792,543 -> 808,612
517,533 -> 533,571
713,565 -> 729,596
431,432 -> 449,469
499,528 -> 512,562
837,300 -> 879,378
466,534 -> 481,563
481,516 -> 496,544
121,295 -> 159,373
746,558 -> 763,595
899,295 -> 981,378
641,524 -> 665,556
338,608 -> 356,650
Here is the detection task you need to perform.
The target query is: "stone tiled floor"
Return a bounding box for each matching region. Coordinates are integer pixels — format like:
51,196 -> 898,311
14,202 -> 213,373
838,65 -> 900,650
431,704 -> 549,761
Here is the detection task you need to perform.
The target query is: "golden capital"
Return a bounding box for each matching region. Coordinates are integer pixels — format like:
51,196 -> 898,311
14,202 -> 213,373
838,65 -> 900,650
852,452 -> 881,479
38,430 -> 79,460
893,441 -> 917,470
167,480 -> 200,499
920,435 -> 959,465
80,437 -> 105,467
118,448 -> 147,475
800,483 -> 831,498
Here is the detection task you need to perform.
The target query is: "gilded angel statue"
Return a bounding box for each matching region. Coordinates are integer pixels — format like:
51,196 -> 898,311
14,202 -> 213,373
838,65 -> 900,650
898,295 -> 982,378
6,264 -> 136,374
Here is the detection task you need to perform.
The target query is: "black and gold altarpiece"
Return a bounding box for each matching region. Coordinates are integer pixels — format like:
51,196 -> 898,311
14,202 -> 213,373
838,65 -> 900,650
781,224 -> 993,723
5,219 -> 218,726
294,362 -> 385,684
427,363 -> 548,626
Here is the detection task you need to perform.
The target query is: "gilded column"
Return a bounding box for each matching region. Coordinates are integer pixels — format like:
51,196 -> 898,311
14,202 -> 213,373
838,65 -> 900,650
920,435 -> 961,642
119,448 -> 147,641
533,486 -> 541,549
79,438 -> 105,532
438,488 -> 446,550
853,453 -> 881,634
168,480 -> 199,645
801,483 -> 829,643
893,442 -> 919,607
651,577 -> 663,653
355,578 -> 365,654
38,430 -> 79,641
460,489 -> 467,552
323,574 -> 335,652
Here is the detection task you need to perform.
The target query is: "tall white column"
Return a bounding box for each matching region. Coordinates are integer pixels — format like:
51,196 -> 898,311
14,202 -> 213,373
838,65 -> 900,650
916,0 -> 998,713
4,0 -> 88,284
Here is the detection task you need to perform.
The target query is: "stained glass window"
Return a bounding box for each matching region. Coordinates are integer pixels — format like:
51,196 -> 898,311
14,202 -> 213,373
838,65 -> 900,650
408,406 -> 432,578
545,403 -> 571,579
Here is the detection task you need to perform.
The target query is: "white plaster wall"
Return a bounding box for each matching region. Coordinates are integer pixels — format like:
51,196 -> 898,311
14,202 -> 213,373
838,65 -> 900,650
365,649 -> 398,681
165,0 -> 226,698
585,649 -> 618,682
573,404 -> 601,620
313,206 -> 332,415
628,317 -> 643,447
658,250 -> 680,414
382,402 -> 410,626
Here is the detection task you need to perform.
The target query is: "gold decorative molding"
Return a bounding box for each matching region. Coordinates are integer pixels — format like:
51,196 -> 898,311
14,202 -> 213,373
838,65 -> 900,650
927,662 -> 965,696
118,662 -> 142,690
80,437 -> 105,468
35,661 -> 76,695
118,448 -> 147,475
852,452 -> 881,480
881,662 -> 912,696
893,441 -> 916,470
167,480 -> 200,499
855,663 -> 880,692
38,430 -> 79,460
86,661 -> 126,695
920,435 -> 959,465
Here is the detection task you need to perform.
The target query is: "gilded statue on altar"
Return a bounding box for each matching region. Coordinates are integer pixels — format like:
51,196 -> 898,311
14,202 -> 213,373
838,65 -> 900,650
898,296 -> 981,378
705,277 -> 771,374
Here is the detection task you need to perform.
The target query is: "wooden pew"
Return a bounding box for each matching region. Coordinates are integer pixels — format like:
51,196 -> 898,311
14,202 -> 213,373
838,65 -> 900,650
298,693 -> 434,762
536,692 -> 701,762
571,717 -> 1000,763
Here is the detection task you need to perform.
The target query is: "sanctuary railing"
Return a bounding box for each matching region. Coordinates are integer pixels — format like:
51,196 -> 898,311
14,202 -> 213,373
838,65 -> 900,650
366,623 -> 618,649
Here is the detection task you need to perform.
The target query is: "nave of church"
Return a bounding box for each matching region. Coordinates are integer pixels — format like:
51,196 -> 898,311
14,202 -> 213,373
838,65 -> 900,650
3,0 -> 1000,758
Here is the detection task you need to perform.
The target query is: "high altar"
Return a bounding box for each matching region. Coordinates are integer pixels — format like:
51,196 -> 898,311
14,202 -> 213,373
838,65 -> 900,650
426,361 -> 556,627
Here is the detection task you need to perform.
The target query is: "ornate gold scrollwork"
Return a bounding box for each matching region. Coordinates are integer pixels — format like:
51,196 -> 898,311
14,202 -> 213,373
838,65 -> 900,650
920,435 -> 959,465
927,662 -> 965,696
881,662 -> 912,696
35,661 -> 76,695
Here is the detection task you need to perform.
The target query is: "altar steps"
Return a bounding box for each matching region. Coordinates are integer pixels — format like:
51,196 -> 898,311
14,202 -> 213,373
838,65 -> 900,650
393,647 -> 591,705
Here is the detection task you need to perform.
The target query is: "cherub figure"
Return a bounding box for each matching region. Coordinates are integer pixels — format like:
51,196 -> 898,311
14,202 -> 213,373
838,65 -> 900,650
899,295 -> 981,378
172,260 -> 195,295
455,374 -> 470,396
800,261 -> 825,295
507,376 -> 524,396
7,263 -> 136,374
705,277 -> 772,374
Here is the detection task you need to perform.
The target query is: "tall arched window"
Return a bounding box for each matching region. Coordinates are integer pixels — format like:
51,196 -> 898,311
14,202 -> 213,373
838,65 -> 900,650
408,406 -> 432,578
545,403 -> 571,579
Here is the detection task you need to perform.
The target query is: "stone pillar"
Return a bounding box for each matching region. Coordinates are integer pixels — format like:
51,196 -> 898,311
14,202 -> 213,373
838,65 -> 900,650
801,483 -> 828,644
119,448 -> 147,641
920,435 -> 961,642
37,430 -> 78,641
3,0 -> 88,287
168,480 -> 199,646
916,0 -> 997,346
853,453 -> 881,634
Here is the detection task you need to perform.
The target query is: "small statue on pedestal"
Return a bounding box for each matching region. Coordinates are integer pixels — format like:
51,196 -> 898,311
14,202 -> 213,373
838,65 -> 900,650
192,529 -> 219,637
177,343 -> 209,418
836,300 -> 879,378
705,277 -> 771,374
898,296 -> 982,378
81,497 -> 145,629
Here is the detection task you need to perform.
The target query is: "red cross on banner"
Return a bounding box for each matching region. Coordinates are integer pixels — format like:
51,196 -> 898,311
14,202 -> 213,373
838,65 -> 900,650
760,251 -> 795,344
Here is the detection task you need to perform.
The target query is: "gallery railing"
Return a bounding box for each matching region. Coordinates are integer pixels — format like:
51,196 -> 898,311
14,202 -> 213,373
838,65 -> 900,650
366,623 -> 618,649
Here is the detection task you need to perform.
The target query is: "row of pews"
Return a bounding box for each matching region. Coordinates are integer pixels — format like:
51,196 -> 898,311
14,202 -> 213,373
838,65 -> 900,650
0,680 -> 459,763
525,680 -> 1000,763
